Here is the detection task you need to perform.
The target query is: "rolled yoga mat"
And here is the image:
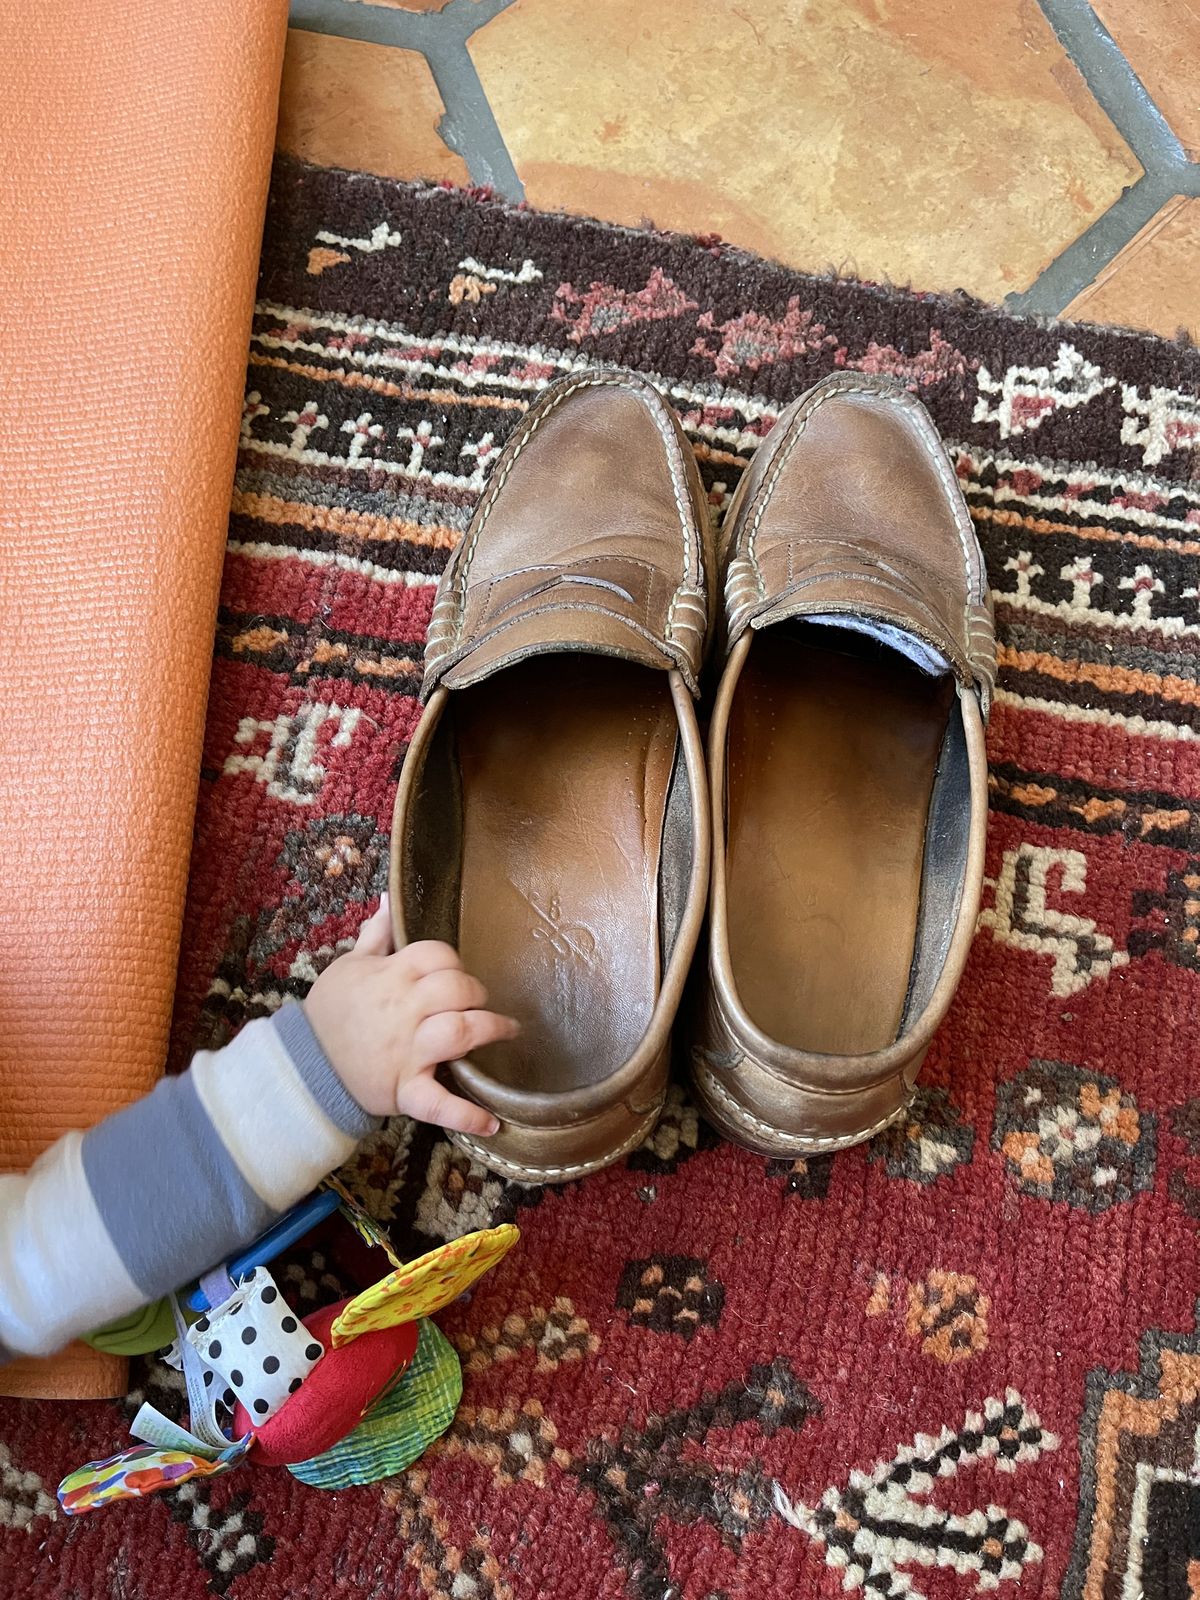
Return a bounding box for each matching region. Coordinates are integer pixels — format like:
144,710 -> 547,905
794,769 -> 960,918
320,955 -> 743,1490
0,0 -> 289,1398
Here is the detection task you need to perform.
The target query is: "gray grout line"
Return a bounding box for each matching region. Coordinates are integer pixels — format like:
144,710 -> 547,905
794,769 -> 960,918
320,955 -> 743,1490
288,0 -> 523,198
1010,0 -> 1198,317
424,37 -> 524,199
290,0 -> 514,46
1004,170 -> 1178,316
1036,0 -> 1188,172
290,0 -> 413,49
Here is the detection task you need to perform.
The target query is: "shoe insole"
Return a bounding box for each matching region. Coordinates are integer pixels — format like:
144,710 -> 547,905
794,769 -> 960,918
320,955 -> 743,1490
454,656 -> 677,1093
726,632 -> 953,1056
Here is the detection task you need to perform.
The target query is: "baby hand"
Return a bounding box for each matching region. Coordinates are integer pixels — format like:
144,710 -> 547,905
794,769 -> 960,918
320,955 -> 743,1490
303,895 -> 515,1136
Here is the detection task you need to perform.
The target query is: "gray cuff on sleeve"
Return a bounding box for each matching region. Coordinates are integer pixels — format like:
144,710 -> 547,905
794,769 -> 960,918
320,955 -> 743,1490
271,1002 -> 380,1139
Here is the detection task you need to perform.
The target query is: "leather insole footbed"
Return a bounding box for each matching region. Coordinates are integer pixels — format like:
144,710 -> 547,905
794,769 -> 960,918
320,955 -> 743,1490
726,630 -> 954,1057
454,657 -> 677,1092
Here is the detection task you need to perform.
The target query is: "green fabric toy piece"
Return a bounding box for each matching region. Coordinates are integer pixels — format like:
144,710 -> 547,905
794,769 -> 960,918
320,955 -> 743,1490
84,1298 -> 183,1356
288,1318 -> 462,1489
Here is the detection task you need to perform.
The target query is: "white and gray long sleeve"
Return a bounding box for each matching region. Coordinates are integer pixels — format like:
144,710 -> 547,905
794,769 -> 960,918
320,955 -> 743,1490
0,1005 -> 378,1361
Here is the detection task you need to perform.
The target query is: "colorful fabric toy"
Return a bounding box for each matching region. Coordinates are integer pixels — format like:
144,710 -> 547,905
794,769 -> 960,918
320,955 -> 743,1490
289,1319 -> 461,1489
60,1180 -> 518,1513
59,1436 -> 253,1516
231,1302 -> 419,1466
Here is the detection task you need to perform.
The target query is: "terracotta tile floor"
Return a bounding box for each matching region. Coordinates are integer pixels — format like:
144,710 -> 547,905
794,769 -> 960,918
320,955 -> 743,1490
1064,195 -> 1200,337
278,32 -> 467,185
473,0 -> 1138,304
279,0 -> 1200,339
1092,0 -> 1200,158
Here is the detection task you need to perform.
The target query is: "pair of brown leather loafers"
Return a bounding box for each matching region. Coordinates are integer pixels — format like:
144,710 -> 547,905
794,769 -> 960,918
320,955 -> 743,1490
390,370 -> 995,1183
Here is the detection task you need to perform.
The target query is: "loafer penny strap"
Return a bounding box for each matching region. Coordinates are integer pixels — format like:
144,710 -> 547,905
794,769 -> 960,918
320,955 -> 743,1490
726,537 -> 995,714
423,553 -> 707,699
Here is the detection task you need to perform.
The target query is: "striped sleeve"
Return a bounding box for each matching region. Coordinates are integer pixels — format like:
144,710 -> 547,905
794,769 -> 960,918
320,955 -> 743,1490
0,1005 -> 379,1362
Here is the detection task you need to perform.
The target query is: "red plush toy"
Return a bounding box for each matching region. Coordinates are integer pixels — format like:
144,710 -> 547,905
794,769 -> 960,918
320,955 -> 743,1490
233,1301 -> 420,1467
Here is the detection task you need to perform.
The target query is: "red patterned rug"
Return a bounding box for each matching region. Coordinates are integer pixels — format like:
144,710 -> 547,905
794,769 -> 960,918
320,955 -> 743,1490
3,156 -> 1199,1599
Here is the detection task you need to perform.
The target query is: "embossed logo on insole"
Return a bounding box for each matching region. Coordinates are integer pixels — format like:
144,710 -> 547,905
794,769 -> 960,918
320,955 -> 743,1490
524,891 -> 596,964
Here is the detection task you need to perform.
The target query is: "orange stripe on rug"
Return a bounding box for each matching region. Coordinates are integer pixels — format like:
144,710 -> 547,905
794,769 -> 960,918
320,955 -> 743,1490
973,504 -> 1200,559
692,440 -> 752,470
247,351 -> 527,411
231,489 -> 460,549
999,645 -> 1200,709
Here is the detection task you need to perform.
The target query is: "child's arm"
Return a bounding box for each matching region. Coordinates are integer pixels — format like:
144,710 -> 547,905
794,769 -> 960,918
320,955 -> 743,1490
0,900 -> 515,1361
0,1007 -> 375,1359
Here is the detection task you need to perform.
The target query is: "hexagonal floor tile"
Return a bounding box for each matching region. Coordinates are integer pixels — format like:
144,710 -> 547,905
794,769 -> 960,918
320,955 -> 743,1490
277,27 -> 468,185
470,0 -> 1142,301
1065,197 -> 1200,341
1093,0 -> 1200,157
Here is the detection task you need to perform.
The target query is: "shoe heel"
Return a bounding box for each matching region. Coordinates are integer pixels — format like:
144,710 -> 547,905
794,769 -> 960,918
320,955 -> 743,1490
691,1051 -> 920,1158
448,1097 -> 665,1185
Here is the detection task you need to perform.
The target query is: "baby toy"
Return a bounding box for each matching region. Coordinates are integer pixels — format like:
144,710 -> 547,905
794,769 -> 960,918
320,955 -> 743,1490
59,1178 -> 518,1512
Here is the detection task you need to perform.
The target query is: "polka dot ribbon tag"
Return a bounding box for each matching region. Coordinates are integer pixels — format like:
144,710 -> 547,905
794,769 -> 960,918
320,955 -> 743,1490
330,1224 -> 519,1347
186,1267 -> 323,1423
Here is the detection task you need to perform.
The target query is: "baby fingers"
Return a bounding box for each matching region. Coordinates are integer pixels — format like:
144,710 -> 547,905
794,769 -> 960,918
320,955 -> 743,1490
396,1073 -> 500,1137
411,966 -> 489,1019
410,1007 -> 519,1069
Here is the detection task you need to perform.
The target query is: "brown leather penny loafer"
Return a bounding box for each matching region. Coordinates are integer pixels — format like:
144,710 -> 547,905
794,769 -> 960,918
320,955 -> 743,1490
693,372 -> 994,1156
391,371 -> 714,1183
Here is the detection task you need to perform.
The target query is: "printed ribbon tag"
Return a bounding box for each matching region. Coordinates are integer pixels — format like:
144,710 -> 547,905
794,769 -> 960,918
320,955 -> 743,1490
171,1292 -> 231,1450
129,1404 -> 228,1455
59,1294 -> 256,1515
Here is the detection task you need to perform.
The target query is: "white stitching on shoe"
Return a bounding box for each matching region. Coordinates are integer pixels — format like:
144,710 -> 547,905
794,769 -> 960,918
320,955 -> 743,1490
442,373 -> 699,672
665,585 -> 708,649
451,1102 -> 664,1181
734,377 -> 985,676
744,381 -> 978,587
694,1061 -> 913,1150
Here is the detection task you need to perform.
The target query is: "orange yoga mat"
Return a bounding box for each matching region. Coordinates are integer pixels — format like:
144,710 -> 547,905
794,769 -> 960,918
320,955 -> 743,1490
0,0 -> 289,1398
